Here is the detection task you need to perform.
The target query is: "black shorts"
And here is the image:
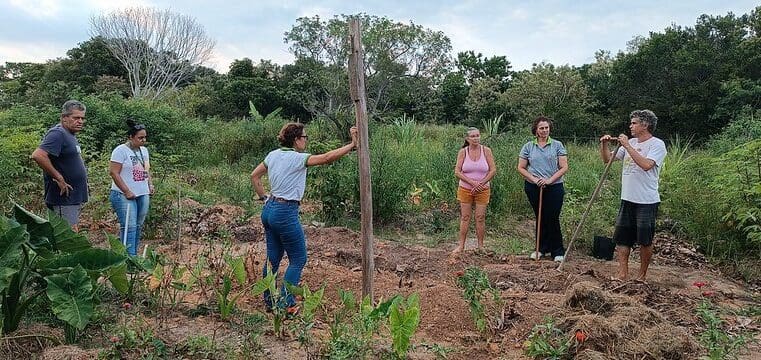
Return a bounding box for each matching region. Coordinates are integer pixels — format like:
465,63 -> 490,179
612,200 -> 658,247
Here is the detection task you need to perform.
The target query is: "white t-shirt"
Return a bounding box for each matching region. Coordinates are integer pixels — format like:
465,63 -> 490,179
110,144 -> 150,196
615,137 -> 667,204
264,148 -> 311,201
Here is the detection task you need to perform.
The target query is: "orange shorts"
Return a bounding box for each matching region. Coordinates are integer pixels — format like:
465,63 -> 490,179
457,186 -> 491,205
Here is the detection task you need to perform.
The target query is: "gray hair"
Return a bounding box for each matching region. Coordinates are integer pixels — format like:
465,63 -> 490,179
61,100 -> 86,116
465,126 -> 479,135
630,109 -> 658,133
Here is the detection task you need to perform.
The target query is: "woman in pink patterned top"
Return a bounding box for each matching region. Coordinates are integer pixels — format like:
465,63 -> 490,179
453,127 -> 496,254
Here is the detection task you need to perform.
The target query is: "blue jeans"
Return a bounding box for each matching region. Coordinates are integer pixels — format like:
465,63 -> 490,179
261,199 -> 306,308
110,190 -> 150,256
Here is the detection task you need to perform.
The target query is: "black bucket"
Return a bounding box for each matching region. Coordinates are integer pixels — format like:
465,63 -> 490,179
592,236 -> 615,260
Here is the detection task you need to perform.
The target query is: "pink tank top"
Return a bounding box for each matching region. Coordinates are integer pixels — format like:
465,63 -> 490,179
459,145 -> 490,190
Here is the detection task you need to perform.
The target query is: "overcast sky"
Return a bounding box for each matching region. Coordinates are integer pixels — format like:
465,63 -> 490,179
1,0 -> 758,73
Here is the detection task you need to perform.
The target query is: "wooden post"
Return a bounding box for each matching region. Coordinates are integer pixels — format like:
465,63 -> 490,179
348,18 -> 374,301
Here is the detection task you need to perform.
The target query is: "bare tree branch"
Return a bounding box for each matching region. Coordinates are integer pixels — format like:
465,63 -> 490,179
90,7 -> 215,100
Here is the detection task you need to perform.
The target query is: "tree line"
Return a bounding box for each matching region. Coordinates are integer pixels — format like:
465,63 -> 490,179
1,7 -> 760,143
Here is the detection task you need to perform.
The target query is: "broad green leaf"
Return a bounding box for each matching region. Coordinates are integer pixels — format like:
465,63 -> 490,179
47,210 -> 90,253
0,219 -> 26,260
285,282 -> 303,297
369,295 -> 400,320
251,271 -> 276,296
304,287 -> 324,313
389,293 -> 421,357
339,288 -> 356,313
0,221 -> 26,292
105,262 -> 129,294
39,248 -> 127,273
0,267 -> 18,293
45,266 -> 94,330
228,256 -> 246,285
106,233 -> 127,255
13,203 -> 54,255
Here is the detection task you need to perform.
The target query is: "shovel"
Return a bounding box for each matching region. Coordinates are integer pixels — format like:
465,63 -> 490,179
557,145 -> 620,271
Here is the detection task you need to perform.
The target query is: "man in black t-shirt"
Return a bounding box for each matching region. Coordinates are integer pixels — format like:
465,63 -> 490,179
31,100 -> 88,231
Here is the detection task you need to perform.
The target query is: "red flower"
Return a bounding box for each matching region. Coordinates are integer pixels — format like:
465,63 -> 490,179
454,270 -> 464,277
702,291 -> 715,297
110,336 -> 120,343
693,281 -> 707,288
574,329 -> 587,343
122,302 -> 132,310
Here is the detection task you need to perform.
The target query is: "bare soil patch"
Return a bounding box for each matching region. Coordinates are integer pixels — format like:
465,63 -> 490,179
6,203 -> 759,359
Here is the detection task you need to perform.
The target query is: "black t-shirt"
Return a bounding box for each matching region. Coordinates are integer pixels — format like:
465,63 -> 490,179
39,124 -> 88,205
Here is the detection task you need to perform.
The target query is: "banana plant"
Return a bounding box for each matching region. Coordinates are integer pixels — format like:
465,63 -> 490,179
0,203 -> 127,338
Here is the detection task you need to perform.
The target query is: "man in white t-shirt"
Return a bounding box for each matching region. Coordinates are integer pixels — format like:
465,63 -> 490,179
600,110 -> 667,281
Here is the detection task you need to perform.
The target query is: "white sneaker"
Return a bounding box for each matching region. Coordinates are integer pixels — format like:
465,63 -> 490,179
529,251 -> 541,260
553,255 -> 564,262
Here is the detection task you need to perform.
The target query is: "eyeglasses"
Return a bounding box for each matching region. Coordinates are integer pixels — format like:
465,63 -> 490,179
300,135 -> 309,140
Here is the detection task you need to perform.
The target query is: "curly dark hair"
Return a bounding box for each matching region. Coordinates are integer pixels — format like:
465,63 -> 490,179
531,116 -> 553,136
125,118 -> 146,137
630,110 -> 658,133
278,122 -> 305,147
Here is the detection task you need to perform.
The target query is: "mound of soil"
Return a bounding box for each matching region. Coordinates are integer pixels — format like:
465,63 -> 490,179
40,345 -> 99,360
0,324 -> 63,358
559,281 -> 699,359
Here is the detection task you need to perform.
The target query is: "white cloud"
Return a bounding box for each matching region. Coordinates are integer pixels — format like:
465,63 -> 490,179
8,0 -> 61,18
295,5 -> 335,19
82,0 -> 156,12
509,8 -> 529,20
0,40 -> 69,62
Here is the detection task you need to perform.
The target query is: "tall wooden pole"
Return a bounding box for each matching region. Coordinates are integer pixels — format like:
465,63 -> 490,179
348,19 -> 374,300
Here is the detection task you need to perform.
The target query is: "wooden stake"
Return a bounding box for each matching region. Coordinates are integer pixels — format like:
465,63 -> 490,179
348,18 -> 374,301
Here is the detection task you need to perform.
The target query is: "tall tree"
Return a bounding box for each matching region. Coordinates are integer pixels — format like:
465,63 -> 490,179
228,58 -> 255,78
504,63 -> 596,137
284,14 -> 452,126
456,51 -> 512,89
608,11 -> 752,141
90,7 -> 216,100
436,72 -> 469,123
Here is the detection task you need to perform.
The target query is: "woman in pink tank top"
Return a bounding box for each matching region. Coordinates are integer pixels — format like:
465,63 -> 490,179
453,127 -> 496,254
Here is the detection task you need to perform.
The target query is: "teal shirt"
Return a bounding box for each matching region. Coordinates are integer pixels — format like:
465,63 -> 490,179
519,137 -> 568,183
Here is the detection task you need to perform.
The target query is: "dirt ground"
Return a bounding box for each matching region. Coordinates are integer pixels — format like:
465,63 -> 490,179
6,202 -> 761,359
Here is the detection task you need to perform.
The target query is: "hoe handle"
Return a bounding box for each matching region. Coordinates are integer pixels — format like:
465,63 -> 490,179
557,145 -> 620,271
